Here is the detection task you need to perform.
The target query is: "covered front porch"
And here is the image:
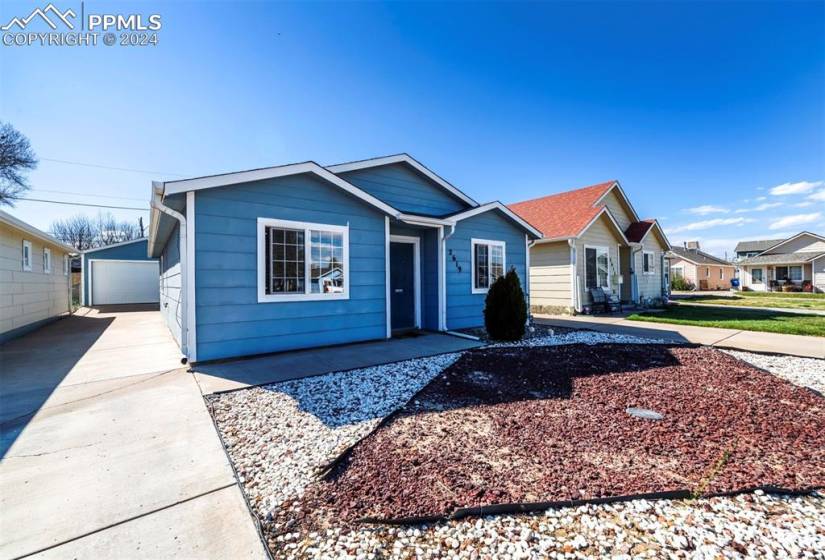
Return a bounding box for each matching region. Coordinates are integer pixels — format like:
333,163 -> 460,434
740,262 -> 813,292
387,221 -> 441,333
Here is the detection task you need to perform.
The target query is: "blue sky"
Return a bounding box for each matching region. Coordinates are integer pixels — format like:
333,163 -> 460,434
1,0 -> 823,257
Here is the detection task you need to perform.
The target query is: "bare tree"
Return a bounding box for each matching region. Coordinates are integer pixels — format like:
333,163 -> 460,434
51,215 -> 97,251
0,122 -> 38,206
51,212 -> 143,250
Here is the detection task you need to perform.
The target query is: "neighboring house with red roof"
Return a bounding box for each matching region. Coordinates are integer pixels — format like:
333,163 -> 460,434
509,181 -> 670,312
668,242 -> 736,290
735,232 -> 825,292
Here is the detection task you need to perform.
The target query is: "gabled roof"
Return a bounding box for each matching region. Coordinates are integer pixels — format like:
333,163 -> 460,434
625,220 -> 655,243
756,231 -> 825,256
669,246 -> 733,267
734,238 -> 786,254
508,181 -> 617,240
326,153 -> 478,207
83,237 -> 147,254
446,202 -> 542,238
0,209 -> 75,253
739,251 -> 825,265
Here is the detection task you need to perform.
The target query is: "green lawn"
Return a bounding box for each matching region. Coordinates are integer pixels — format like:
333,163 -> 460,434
682,291 -> 825,311
628,305 -> 825,337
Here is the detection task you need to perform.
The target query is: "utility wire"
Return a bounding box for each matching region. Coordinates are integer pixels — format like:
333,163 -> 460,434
40,157 -> 187,177
19,198 -> 149,211
32,188 -> 148,202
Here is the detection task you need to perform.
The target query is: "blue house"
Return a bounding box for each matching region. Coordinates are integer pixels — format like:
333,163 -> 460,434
147,154 -> 541,363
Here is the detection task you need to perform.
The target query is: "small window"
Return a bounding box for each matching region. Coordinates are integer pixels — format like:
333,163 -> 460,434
719,268 -> 724,280
790,265 -> 802,282
705,268 -> 710,278
752,268 -> 763,284
22,240 -> 32,271
585,246 -> 610,289
643,251 -> 655,274
64,254 -> 70,276
671,266 -> 684,279
471,239 -> 505,293
258,218 -> 348,302
775,266 -> 789,281
43,248 -> 51,274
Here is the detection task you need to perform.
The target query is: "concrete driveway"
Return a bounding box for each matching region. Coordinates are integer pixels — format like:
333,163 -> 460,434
0,307 -> 266,560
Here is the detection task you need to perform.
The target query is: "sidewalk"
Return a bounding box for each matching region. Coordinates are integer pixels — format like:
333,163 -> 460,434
535,314 -> 825,359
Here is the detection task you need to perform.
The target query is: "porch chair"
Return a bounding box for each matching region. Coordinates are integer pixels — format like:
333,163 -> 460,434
588,287 -> 610,313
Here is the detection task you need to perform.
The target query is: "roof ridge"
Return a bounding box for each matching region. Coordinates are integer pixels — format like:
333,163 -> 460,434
509,180 -> 616,207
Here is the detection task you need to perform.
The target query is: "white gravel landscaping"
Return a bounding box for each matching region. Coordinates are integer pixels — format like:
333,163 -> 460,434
208,352 -> 462,518
276,491 -> 825,559
208,331 -> 824,559
721,349 -> 825,394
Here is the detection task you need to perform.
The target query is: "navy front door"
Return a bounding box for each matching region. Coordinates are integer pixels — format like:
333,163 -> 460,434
390,242 -> 415,331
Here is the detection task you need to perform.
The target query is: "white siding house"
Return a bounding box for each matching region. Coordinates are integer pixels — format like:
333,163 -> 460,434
1,210 -> 75,342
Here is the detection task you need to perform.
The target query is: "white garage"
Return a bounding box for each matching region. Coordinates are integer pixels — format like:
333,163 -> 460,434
89,260 -> 160,305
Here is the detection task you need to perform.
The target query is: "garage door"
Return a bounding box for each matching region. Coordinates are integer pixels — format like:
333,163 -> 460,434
91,260 -> 160,305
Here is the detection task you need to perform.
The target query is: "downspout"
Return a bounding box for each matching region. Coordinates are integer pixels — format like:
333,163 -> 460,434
526,235 -> 535,315
151,185 -> 189,363
630,243 -> 643,304
568,239 -> 579,312
440,223 -> 456,331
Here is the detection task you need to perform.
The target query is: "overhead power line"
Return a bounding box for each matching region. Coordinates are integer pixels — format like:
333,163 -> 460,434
40,157 -> 187,177
32,188 -> 148,202
19,198 -> 149,211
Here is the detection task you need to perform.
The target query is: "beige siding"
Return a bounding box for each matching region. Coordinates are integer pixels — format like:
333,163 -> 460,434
813,256 -> 825,292
763,234 -> 825,255
635,231 -> 666,300
0,222 -> 70,337
694,265 -> 735,290
669,258 -> 698,285
576,214 -> 624,304
599,188 -> 635,231
529,241 -> 572,309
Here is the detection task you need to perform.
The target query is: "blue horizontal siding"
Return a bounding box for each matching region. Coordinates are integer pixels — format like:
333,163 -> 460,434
445,210 -> 528,330
194,173 -> 388,361
83,239 -> 155,304
338,163 -> 469,216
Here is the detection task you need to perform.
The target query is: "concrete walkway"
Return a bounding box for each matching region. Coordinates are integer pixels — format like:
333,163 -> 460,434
0,307 -> 267,560
194,331 -> 483,395
535,314 -> 825,359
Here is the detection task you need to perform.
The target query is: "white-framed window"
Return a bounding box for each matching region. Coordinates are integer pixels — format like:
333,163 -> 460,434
789,265 -> 802,282
22,240 -> 32,271
64,254 -> 69,276
642,251 -> 655,275
257,217 -> 349,303
471,238 -> 505,294
751,268 -> 763,284
671,266 -> 684,279
584,245 -> 610,290
43,247 -> 51,273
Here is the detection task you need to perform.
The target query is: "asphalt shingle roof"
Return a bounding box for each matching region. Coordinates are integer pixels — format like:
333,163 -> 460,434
738,251 -> 825,265
734,238 -> 786,254
669,247 -> 733,266
508,181 -> 616,239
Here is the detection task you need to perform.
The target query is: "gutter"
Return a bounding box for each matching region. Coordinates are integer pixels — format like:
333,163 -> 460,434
150,184 -> 190,363
439,224 -> 456,330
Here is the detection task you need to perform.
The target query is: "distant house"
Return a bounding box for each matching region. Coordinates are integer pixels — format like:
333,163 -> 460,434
147,154 -> 541,363
668,242 -> 736,290
737,232 -> 825,292
509,180 -> 671,313
733,238 -> 786,261
0,210 -> 75,343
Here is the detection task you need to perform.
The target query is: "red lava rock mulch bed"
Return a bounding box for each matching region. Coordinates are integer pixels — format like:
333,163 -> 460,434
285,344 -> 825,530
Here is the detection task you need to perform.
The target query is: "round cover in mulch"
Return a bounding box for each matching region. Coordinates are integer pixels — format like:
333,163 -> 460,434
283,344 -> 825,530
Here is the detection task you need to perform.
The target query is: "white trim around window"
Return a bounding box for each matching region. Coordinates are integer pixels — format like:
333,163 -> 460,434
584,244 -> 610,290
257,217 -> 350,303
22,239 -> 32,271
471,238 -> 506,294
642,251 -> 655,275
43,247 -> 52,273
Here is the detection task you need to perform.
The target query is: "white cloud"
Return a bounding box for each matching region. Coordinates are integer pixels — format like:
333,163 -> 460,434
769,180 -> 823,196
768,212 -> 822,230
665,217 -> 753,234
756,196 -> 767,201
808,189 -> 825,202
734,202 -> 783,213
684,205 -> 728,215
793,201 -> 814,208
